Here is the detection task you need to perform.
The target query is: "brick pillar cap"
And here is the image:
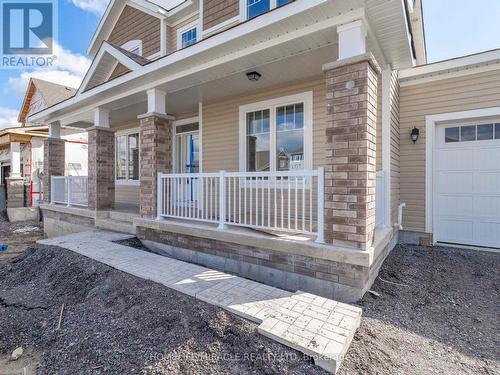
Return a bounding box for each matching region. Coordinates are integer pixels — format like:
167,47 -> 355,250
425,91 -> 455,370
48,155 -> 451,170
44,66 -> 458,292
323,52 -> 381,74
86,126 -> 116,133
137,112 -> 175,121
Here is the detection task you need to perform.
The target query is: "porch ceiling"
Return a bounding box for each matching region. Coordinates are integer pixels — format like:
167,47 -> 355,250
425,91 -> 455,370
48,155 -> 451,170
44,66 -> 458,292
33,0 -> 413,127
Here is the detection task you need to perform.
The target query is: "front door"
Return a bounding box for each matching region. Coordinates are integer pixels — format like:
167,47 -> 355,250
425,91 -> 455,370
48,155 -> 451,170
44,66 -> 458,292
176,131 -> 199,206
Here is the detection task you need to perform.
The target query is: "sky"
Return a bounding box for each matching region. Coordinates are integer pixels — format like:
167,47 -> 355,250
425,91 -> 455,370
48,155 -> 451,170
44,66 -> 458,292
0,0 -> 499,129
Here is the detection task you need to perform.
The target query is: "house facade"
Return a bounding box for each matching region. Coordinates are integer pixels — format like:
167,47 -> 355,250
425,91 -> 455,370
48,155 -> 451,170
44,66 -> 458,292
1,78 -> 88,221
28,0 -> 499,301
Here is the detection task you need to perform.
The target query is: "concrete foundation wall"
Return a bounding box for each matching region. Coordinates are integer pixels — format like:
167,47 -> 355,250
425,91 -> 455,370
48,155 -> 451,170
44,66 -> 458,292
42,208 -> 95,237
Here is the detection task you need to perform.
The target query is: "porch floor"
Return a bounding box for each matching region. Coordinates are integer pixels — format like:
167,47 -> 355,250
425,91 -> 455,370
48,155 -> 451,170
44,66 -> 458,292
38,230 -> 361,373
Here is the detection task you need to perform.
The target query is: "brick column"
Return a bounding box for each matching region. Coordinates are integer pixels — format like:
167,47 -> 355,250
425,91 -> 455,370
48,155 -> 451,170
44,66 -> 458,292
323,54 -> 379,250
88,127 -> 115,210
138,113 -> 173,218
42,138 -> 65,203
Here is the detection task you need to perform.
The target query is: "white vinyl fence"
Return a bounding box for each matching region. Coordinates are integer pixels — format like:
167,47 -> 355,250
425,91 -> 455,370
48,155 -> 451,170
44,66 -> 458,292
157,169 -> 324,242
51,176 -> 88,207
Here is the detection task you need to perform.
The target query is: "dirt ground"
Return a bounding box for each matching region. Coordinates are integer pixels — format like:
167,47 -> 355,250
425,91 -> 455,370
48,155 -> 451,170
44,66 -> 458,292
340,244 -> 499,375
0,217 -> 498,374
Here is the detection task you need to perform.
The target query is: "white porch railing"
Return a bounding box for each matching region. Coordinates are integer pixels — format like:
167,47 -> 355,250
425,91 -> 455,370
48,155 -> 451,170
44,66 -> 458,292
51,176 -> 88,207
375,171 -> 385,228
157,169 -> 324,242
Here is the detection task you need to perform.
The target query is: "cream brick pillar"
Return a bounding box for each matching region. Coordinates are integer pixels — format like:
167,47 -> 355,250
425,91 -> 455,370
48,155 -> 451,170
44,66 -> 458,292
323,54 -> 380,250
88,108 -> 115,210
139,89 -> 173,218
42,122 -> 65,203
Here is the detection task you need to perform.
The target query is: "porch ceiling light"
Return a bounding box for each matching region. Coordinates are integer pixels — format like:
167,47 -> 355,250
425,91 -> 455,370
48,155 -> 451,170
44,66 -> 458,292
246,71 -> 262,82
411,127 -> 420,143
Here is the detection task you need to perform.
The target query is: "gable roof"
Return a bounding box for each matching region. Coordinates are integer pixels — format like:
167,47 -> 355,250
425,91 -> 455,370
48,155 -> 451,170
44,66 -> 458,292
88,0 -> 191,57
18,79 -> 76,124
78,41 -> 150,94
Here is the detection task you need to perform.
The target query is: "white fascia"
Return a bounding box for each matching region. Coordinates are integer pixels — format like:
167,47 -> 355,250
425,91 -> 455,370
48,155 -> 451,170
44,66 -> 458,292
78,42 -> 143,95
31,1 -> 360,124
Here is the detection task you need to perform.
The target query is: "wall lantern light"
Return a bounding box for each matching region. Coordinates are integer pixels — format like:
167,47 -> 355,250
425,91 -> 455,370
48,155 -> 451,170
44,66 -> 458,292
411,127 -> 420,143
246,71 -> 262,82
345,80 -> 355,91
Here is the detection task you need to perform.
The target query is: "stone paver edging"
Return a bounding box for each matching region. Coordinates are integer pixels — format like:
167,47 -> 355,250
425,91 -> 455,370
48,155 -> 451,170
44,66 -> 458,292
38,230 -> 361,373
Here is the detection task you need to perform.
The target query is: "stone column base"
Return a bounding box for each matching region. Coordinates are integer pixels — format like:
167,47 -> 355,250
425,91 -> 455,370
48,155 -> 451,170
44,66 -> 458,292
88,127 -> 115,210
6,177 -> 25,208
42,138 -> 65,203
139,113 -> 173,218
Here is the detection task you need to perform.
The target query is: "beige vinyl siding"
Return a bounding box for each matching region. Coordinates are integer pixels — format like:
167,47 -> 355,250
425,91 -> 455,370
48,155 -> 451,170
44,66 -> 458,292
108,5 -> 160,57
389,71 -> 400,224
116,185 -> 139,205
399,69 -> 500,232
203,0 -> 239,31
202,75 -> 326,172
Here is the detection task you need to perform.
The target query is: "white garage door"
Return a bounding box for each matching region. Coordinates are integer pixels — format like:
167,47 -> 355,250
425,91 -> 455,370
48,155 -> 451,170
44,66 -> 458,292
435,123 -> 500,248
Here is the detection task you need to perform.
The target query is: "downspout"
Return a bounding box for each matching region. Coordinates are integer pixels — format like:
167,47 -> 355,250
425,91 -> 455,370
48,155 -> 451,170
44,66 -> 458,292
394,203 -> 406,230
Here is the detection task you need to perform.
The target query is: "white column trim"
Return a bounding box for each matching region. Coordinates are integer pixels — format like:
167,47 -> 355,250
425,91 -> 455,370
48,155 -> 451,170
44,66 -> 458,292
146,88 -> 167,115
198,101 -> 203,172
94,107 -> 110,128
48,121 -> 61,138
381,67 -> 392,227
337,19 -> 367,60
160,19 -> 167,56
10,142 -> 21,178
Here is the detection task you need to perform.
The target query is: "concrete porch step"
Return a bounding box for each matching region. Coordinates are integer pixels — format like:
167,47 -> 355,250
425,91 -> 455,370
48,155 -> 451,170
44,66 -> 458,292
95,218 -> 136,235
108,210 -> 140,222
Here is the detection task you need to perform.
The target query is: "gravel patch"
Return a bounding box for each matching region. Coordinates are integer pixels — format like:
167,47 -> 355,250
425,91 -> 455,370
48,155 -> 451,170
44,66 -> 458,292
0,244 -> 326,374
339,244 -> 500,375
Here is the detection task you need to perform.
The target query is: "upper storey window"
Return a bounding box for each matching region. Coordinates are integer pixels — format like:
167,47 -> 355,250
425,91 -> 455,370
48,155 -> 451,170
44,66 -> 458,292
178,21 -> 199,49
121,40 -> 143,56
247,0 -> 292,20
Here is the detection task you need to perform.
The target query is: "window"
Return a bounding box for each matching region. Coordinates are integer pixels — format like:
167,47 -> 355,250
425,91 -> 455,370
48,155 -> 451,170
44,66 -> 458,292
246,0 -> 291,19
177,21 -> 199,49
116,131 -> 139,182
121,40 -> 142,56
240,92 -> 312,173
445,123 -> 500,143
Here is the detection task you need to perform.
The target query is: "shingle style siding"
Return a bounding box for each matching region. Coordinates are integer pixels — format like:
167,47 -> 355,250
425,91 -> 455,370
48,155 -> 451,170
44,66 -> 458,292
203,0 -> 239,31
108,5 -> 160,57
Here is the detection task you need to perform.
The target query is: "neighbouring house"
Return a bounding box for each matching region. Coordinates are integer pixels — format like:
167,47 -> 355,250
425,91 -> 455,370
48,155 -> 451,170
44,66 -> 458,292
28,0 -> 499,302
1,78 -> 88,221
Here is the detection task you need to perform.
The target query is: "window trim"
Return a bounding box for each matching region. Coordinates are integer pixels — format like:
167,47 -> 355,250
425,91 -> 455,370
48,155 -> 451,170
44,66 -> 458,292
177,20 -> 201,50
240,0 -> 291,21
115,127 -> 140,186
442,119 -> 500,144
121,40 -> 143,56
238,91 -> 313,173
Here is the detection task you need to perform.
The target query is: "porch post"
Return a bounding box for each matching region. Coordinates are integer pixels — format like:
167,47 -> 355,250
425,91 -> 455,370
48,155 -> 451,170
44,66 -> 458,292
42,122 -> 65,204
87,108 -> 115,210
138,89 -> 173,218
322,20 -> 379,250
6,142 -> 24,208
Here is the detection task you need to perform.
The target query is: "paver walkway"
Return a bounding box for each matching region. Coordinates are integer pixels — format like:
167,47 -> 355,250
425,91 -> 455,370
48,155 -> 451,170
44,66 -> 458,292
38,230 -> 361,373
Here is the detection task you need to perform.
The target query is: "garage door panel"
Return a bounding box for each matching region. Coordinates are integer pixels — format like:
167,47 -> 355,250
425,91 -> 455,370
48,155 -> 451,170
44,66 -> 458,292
474,147 -> 500,170
474,172 -> 500,194
436,219 -> 473,243
435,124 -> 500,248
475,221 -> 500,243
436,149 -> 474,171
436,172 -> 473,194
436,195 -> 473,216
474,196 -> 500,217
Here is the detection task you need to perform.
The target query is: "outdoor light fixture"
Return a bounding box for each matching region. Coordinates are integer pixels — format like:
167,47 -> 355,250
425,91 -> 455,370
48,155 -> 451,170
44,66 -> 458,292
345,80 -> 355,91
411,127 -> 420,143
246,71 -> 262,82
